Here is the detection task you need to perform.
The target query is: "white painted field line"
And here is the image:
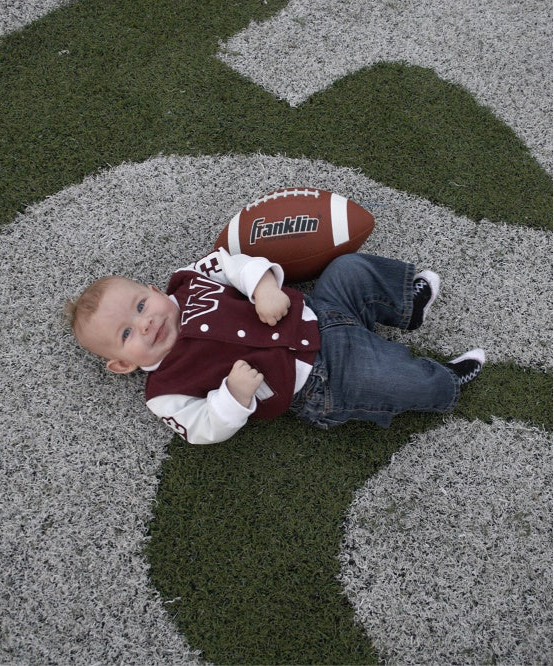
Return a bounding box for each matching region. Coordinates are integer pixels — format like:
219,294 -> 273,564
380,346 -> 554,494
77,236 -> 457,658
0,0 -> 74,35
340,418 -> 552,665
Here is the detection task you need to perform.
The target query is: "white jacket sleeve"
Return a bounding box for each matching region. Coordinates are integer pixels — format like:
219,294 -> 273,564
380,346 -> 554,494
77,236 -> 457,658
147,378 -> 257,445
187,247 -> 284,300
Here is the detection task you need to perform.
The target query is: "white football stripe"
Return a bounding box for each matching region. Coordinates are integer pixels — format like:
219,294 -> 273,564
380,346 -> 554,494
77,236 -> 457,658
227,211 -> 242,254
330,193 -> 350,246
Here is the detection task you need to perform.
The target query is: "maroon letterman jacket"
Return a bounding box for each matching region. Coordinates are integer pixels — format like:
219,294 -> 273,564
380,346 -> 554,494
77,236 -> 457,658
144,269 -> 321,420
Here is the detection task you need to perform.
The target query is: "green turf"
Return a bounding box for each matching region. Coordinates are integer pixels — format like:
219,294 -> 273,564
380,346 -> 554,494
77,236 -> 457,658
146,364 -> 551,664
0,0 -> 551,229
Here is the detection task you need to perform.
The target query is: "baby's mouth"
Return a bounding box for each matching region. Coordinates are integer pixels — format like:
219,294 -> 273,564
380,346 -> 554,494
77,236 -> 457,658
154,321 -> 166,344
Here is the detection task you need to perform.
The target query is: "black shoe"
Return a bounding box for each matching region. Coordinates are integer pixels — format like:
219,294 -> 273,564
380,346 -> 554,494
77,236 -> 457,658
445,348 -> 486,385
407,270 -> 440,330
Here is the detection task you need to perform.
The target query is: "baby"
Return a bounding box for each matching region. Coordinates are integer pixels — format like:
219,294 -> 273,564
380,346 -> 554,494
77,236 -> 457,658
66,249 -> 485,444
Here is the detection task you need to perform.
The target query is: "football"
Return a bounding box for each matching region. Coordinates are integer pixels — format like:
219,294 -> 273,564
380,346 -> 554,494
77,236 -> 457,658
214,188 -> 375,281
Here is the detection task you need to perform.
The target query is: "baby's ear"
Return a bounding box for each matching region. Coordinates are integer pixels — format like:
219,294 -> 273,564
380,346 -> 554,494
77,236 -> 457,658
106,358 -> 138,374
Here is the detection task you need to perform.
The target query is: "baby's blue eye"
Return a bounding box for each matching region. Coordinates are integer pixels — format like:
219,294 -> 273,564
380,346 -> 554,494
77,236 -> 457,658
122,328 -> 131,341
137,300 -> 145,313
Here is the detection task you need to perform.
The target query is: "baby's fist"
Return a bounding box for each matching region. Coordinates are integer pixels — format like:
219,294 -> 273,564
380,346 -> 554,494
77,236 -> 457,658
253,269 -> 291,326
227,360 -> 264,407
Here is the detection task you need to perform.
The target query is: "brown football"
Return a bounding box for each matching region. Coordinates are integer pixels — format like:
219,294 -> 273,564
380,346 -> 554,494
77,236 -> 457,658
214,187 -> 375,281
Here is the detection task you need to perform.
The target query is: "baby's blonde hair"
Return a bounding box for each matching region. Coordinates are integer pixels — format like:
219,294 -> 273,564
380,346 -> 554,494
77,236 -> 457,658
65,276 -> 123,333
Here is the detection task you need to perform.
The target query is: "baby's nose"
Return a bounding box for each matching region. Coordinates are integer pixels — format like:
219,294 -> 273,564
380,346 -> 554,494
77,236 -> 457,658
140,315 -> 153,334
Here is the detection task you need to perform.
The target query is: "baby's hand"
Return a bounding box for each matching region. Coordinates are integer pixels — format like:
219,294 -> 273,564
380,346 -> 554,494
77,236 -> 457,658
227,360 -> 264,407
253,271 -> 291,326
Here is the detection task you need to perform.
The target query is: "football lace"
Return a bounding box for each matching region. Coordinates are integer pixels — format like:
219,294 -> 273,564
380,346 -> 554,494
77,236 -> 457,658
245,187 -> 321,210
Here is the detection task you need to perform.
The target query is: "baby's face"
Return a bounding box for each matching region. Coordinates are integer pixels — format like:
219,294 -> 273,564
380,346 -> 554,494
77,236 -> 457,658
76,278 -> 180,373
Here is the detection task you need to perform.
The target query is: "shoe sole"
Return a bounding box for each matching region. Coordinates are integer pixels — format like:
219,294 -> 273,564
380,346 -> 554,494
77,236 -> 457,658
414,270 -> 440,322
448,348 -> 486,366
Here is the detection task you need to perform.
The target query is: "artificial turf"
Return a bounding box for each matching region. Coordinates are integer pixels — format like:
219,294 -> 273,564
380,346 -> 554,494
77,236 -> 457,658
0,0 -> 550,230
1,0 -> 551,663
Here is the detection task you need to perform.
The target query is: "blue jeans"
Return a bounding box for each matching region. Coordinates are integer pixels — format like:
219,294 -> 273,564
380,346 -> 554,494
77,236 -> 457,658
290,254 -> 460,428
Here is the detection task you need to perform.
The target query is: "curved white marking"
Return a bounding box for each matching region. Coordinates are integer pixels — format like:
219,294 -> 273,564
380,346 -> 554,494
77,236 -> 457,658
0,0 -> 73,35
340,418 -> 552,664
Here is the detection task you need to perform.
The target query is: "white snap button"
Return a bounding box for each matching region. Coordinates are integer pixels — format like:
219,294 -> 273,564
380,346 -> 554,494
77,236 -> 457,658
200,324 -> 209,332
237,330 -> 246,338
271,332 -> 280,341
301,339 -> 309,346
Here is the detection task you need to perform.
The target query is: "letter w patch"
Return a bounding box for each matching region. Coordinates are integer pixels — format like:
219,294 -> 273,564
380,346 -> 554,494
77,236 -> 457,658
181,276 -> 224,325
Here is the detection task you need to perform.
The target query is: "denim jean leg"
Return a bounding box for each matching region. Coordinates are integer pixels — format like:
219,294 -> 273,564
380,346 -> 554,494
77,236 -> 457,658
309,253 -> 415,330
291,322 -> 460,429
